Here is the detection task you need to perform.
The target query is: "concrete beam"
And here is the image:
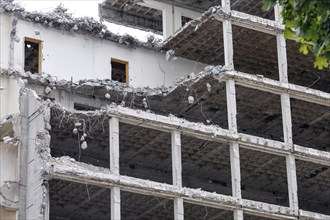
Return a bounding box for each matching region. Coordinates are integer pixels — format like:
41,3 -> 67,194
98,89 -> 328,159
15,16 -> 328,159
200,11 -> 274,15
214,8 -> 285,35
103,106 -> 330,166
294,145 -> 330,166
299,210 -> 330,220
217,70 -> 330,107
48,157 -> 299,219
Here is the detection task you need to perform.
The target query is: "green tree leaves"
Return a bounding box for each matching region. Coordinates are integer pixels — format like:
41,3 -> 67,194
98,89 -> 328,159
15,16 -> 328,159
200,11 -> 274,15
263,0 -> 330,69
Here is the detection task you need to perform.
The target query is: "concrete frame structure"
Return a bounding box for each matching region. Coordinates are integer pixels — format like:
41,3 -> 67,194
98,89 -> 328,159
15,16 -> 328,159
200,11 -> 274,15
1,0 -> 329,220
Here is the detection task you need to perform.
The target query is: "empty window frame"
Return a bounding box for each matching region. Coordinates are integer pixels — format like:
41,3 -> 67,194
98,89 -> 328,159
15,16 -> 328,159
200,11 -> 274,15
181,16 -> 193,26
111,58 -> 128,84
24,38 -> 41,73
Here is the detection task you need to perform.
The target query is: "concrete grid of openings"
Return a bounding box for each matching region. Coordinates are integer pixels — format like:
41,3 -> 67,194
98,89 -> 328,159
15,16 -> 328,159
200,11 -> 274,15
0,0 -> 329,220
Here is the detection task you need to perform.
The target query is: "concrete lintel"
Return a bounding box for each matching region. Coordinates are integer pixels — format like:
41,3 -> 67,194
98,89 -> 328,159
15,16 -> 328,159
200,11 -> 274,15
214,8 -> 284,35
217,70 -> 330,107
48,157 -> 296,219
104,105 -> 329,165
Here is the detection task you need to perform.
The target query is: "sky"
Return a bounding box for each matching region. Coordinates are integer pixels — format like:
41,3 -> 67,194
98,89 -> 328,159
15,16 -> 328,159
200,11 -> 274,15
13,0 -> 161,41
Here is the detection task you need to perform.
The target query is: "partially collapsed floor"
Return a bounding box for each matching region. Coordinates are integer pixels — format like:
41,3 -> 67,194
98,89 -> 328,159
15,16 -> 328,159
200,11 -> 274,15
1,0 -> 330,219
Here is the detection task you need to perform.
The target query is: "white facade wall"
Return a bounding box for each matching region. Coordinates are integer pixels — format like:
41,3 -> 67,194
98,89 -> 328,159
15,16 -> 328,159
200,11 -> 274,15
0,14 -> 12,70
1,14 -> 206,88
0,77 -> 20,119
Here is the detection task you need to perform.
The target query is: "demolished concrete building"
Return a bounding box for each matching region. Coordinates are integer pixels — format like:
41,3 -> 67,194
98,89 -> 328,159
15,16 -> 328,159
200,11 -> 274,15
0,0 -> 329,219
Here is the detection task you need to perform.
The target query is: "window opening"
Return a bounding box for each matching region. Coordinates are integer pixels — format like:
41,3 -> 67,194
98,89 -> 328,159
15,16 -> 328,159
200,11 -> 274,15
181,16 -> 193,27
24,38 -> 41,73
111,58 -> 128,84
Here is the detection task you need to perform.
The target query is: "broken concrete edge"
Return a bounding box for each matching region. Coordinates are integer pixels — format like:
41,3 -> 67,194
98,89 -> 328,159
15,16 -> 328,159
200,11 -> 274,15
3,65 -> 329,110
0,66 -> 223,101
227,9 -> 284,34
218,70 -> 330,107
0,0 -> 162,50
45,156 -> 330,219
0,113 -> 19,140
0,67 -> 168,97
161,5 -> 284,48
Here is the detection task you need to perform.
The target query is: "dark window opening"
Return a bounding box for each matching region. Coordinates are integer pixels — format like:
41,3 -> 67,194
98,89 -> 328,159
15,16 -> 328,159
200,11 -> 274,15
111,59 -> 128,84
181,16 -> 193,27
24,38 -> 41,73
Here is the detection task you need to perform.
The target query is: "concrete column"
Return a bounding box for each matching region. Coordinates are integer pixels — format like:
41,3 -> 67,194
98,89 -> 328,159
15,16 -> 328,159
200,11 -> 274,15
111,187 -> 121,220
286,154 -> 299,214
226,78 -> 243,220
275,4 -> 299,215
109,117 -> 120,219
171,131 -> 184,220
226,80 -> 237,132
173,6 -> 202,32
19,89 -> 50,220
173,7 -> 182,32
281,93 -> 298,214
222,0 -> 234,70
162,6 -> 174,39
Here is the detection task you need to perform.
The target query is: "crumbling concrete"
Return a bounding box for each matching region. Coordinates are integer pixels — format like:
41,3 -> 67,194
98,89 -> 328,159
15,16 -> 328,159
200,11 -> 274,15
1,0 -> 329,218
0,1 -> 161,49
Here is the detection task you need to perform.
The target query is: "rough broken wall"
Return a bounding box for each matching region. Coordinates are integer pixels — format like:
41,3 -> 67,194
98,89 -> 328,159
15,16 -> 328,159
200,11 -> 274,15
0,142 -> 19,212
0,76 -> 20,218
2,13 -> 205,88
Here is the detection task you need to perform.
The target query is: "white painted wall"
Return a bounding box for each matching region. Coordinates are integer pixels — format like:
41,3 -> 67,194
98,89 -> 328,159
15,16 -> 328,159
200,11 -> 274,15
7,16 -> 205,88
0,14 -> 12,69
0,77 -> 20,119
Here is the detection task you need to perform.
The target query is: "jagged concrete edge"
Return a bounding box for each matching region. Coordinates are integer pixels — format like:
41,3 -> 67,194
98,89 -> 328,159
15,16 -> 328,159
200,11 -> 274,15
0,0 -> 162,50
0,66 -> 226,98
